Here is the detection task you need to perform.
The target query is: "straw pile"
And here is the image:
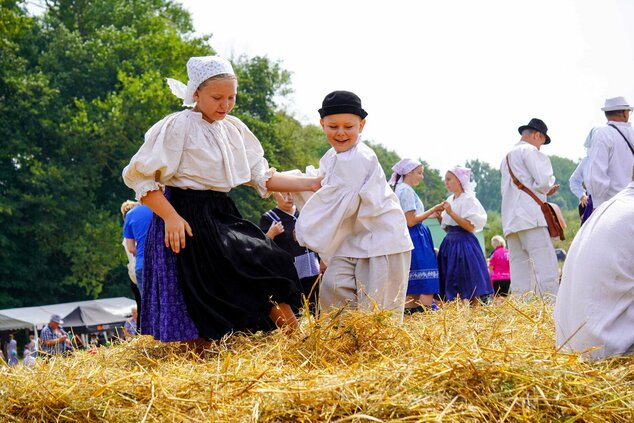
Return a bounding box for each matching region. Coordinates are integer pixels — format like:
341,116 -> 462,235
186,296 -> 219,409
1,298 -> 633,422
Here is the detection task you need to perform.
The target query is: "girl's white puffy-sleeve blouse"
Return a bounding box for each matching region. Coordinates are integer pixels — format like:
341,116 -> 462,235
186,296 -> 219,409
122,110 -> 274,200
441,192 -> 487,232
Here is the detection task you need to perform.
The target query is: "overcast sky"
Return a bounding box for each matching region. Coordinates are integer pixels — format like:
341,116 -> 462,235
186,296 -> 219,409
178,0 -> 634,173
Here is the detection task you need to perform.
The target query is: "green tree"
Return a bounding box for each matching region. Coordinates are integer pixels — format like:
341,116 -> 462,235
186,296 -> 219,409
0,0 -> 210,306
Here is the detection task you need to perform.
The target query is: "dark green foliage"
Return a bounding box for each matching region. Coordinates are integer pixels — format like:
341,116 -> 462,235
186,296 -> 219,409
1,0 -> 584,308
0,0 -> 209,306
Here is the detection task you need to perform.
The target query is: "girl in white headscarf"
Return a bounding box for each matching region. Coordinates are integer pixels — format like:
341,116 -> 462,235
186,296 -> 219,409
437,166 -> 493,305
390,159 -> 444,313
123,56 -> 321,345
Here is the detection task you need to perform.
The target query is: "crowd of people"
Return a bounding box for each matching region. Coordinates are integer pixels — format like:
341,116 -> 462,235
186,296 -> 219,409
0,312 -> 136,365
116,55 -> 633,360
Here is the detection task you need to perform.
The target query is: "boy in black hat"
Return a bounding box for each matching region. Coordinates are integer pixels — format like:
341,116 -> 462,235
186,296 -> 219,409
295,91 -> 413,322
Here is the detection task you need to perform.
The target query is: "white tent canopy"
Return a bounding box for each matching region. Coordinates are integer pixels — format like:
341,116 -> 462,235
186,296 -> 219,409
0,297 -> 136,332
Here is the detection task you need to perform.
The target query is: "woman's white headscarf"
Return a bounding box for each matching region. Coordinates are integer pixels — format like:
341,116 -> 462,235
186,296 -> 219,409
448,165 -> 477,193
388,158 -> 421,186
166,56 -> 235,107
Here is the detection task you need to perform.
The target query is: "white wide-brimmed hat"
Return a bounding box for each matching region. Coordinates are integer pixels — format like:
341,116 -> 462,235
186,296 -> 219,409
166,56 -> 235,107
601,96 -> 633,112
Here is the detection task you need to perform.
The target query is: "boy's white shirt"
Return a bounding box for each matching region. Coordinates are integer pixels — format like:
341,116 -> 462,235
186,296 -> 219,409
295,141 -> 413,263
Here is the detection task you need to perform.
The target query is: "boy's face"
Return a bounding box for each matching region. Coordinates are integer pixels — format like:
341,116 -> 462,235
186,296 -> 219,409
274,192 -> 294,212
320,114 -> 366,153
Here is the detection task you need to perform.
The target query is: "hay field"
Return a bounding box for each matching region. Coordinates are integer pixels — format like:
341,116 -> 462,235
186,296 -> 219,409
1,299 -> 633,422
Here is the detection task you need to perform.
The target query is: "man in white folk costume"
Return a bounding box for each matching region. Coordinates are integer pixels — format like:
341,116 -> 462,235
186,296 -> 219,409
585,96 -> 634,212
555,170 -> 634,359
500,118 -> 560,298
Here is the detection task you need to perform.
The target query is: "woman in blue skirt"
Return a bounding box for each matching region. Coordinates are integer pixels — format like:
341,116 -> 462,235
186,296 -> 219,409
438,166 -> 493,305
390,159 -> 444,313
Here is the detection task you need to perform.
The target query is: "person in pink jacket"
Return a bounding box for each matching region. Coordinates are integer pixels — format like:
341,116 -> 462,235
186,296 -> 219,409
489,235 -> 511,298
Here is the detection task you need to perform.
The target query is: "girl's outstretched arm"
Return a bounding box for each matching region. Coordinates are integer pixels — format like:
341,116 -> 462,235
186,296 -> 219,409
267,172 -> 322,193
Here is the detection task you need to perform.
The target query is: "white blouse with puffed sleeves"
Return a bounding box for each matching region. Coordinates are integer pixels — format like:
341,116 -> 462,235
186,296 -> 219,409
122,110 -> 274,200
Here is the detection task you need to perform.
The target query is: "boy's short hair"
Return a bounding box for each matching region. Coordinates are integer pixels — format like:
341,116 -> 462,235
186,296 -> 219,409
318,90 -> 368,119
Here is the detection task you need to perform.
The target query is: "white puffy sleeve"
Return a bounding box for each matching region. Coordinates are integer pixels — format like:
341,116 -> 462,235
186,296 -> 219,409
356,154 -> 396,219
225,116 -> 275,198
441,193 -> 488,232
460,193 -> 488,232
568,157 -> 588,199
122,112 -> 186,200
295,150 -> 361,262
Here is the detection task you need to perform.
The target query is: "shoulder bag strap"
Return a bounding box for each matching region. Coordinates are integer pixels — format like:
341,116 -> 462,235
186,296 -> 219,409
607,123 -> 634,156
505,154 -> 544,206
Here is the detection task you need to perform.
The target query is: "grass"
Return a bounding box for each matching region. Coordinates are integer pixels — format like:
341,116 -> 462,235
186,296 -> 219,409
1,298 -> 632,422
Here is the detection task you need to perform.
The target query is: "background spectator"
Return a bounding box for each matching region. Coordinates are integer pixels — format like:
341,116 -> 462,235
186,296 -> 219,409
40,314 -> 72,356
489,235 -> 511,299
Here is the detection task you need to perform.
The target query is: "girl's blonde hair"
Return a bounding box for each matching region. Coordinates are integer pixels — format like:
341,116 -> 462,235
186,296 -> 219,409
198,73 -> 237,90
491,235 -> 506,248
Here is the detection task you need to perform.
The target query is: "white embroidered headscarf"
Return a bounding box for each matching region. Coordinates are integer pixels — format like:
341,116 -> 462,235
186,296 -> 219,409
449,165 -> 477,193
166,56 -> 235,107
389,158 -> 421,186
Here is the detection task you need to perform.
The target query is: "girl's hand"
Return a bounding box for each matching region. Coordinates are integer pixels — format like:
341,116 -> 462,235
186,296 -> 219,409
164,214 -> 193,253
442,201 -> 452,213
432,203 -> 444,213
580,194 -> 589,207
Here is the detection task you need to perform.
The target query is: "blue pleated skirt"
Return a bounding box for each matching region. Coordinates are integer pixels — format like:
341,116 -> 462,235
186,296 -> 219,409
407,223 -> 440,295
438,226 -> 493,301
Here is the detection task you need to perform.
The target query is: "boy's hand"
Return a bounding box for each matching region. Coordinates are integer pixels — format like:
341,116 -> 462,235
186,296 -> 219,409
164,214 -> 193,253
309,176 -> 323,192
266,221 -> 284,239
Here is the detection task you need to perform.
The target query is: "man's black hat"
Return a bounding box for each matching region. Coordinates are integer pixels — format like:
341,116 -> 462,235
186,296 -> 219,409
518,118 -> 551,144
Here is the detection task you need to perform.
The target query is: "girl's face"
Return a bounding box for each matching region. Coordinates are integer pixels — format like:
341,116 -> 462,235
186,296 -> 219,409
320,114 -> 366,153
444,171 -> 464,194
404,165 -> 424,186
193,77 -> 237,123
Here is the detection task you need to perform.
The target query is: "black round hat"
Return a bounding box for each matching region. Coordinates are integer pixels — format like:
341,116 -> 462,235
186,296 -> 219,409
518,118 -> 551,145
318,90 -> 368,119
